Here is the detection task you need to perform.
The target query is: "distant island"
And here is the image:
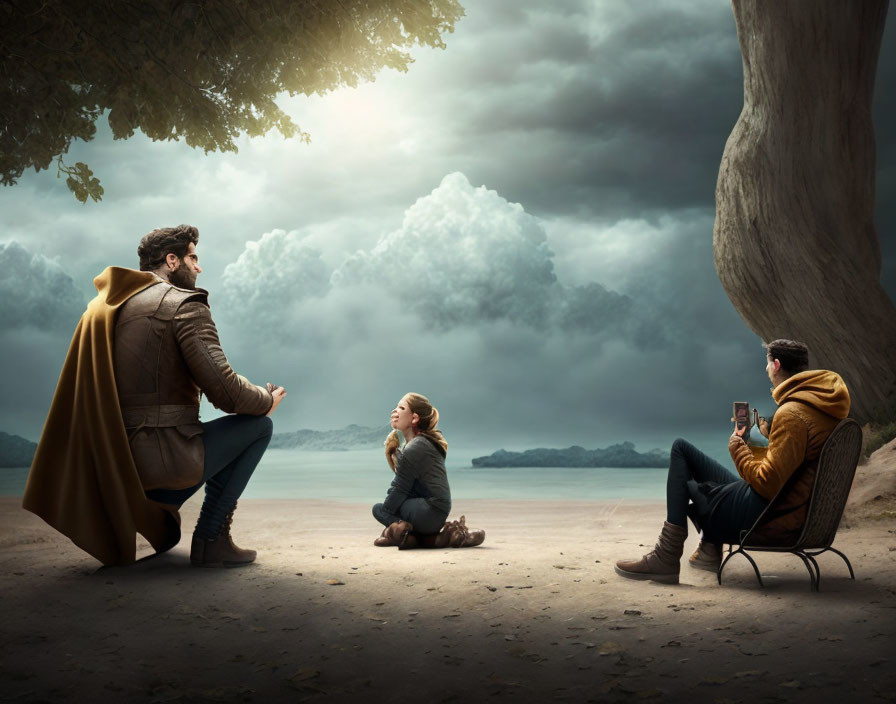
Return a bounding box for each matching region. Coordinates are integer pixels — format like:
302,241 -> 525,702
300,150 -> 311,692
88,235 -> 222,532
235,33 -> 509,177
472,442 -> 667,468
2,427 -> 669,466
0,432 -> 37,468
1,424 -> 385,464
269,424 -> 385,451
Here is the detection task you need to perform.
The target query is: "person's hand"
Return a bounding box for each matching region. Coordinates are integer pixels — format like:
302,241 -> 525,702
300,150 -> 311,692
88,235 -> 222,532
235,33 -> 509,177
731,420 -> 748,440
265,382 -> 287,416
757,416 -> 770,438
384,430 -> 400,472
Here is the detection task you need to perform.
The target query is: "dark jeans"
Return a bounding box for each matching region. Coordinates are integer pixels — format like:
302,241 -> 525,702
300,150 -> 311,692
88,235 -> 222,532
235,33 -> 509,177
146,414 -> 273,537
666,438 -> 768,544
372,480 -> 449,535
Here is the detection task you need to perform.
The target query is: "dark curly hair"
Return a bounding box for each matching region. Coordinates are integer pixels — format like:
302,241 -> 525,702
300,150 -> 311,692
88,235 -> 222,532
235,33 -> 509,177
764,339 -> 810,375
137,225 -> 199,271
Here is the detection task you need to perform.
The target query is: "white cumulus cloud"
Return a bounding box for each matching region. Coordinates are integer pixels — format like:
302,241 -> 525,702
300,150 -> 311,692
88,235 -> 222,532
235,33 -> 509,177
217,229 -> 331,327
333,172 -> 558,328
218,172 -> 652,342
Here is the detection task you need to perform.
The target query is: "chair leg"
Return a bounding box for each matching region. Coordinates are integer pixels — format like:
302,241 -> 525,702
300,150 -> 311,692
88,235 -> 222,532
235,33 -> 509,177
805,552 -> 821,591
718,546 -> 764,588
794,552 -> 819,591
718,549 -> 736,585
807,547 -> 856,580
739,549 -> 764,588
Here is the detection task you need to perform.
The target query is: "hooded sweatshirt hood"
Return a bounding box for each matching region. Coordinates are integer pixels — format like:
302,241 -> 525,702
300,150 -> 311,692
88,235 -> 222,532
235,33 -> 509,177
772,369 -> 850,420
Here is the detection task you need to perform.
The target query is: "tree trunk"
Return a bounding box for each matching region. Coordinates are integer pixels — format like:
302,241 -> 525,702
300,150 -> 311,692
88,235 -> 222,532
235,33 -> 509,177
714,0 -> 896,424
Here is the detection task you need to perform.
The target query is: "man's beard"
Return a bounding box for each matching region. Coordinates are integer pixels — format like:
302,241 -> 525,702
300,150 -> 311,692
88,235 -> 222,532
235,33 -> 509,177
169,263 -> 197,290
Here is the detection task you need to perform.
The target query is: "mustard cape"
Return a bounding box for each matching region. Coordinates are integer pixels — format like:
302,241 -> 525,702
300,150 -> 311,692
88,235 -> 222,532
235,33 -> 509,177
22,267 -> 181,565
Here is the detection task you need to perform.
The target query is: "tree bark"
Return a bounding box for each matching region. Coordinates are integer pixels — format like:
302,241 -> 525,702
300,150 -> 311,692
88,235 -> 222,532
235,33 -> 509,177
714,0 -> 896,424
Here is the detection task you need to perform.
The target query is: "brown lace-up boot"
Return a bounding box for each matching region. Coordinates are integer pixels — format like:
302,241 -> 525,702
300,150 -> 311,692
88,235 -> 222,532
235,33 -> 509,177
374,521 -> 414,548
190,511 -> 257,567
688,540 -> 723,572
451,515 -> 485,547
373,525 -> 392,546
614,521 -> 687,584
434,515 -> 485,548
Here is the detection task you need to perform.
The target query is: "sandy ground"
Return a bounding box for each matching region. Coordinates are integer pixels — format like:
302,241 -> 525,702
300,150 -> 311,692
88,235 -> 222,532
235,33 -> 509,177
1,492 -> 894,704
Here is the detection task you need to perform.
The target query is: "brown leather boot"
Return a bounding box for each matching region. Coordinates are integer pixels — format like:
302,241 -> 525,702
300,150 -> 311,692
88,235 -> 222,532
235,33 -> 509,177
614,521 -> 687,584
393,521 -> 417,550
373,525 -> 392,546
374,521 -> 415,548
190,513 -> 257,567
454,515 -> 485,547
463,527 -> 486,547
440,515 -> 486,548
688,540 -> 723,572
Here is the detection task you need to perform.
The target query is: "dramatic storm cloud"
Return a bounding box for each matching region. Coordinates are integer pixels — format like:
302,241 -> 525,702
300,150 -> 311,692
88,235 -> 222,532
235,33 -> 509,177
211,174 -> 761,451
219,229 -> 332,319
0,242 -> 85,331
1,1 -> 893,451
220,173 -> 657,346
0,242 -> 86,439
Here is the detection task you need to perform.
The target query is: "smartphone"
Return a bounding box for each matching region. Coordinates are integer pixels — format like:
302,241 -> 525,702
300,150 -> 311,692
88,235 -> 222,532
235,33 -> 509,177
732,401 -> 750,430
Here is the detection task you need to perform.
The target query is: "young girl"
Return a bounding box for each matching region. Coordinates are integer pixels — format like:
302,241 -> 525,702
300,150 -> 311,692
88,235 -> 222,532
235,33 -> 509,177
372,393 -> 484,549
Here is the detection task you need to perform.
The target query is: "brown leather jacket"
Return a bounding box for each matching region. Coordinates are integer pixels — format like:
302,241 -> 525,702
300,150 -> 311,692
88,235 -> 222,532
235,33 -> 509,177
114,277 -> 273,490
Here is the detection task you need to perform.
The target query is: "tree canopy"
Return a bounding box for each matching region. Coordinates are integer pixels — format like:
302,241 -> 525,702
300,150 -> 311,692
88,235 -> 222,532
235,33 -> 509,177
0,0 -> 464,202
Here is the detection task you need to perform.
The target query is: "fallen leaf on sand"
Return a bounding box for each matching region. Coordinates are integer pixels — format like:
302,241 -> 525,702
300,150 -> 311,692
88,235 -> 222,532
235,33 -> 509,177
485,673 -> 520,688
598,641 -> 623,656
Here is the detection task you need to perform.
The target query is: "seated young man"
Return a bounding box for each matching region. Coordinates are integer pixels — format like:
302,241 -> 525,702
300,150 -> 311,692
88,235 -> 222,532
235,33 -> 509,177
615,339 -> 850,584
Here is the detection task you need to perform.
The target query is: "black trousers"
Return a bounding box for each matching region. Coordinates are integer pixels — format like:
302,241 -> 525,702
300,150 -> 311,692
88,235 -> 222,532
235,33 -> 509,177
666,438 -> 768,544
146,415 -> 273,534
372,480 -> 449,535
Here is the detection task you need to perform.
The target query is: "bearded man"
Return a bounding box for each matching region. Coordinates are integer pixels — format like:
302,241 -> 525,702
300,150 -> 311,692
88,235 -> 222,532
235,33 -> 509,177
24,225 -> 286,567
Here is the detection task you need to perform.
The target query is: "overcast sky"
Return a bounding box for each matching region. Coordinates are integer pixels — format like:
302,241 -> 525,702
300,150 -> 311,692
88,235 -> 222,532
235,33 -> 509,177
2,0 -> 894,458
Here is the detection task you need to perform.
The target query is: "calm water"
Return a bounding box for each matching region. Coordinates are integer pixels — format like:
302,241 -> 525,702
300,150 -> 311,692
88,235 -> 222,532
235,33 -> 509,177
1,448 -> 667,502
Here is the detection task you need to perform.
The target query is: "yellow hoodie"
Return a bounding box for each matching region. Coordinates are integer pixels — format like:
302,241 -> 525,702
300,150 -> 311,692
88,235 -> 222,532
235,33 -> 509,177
728,369 -> 850,538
